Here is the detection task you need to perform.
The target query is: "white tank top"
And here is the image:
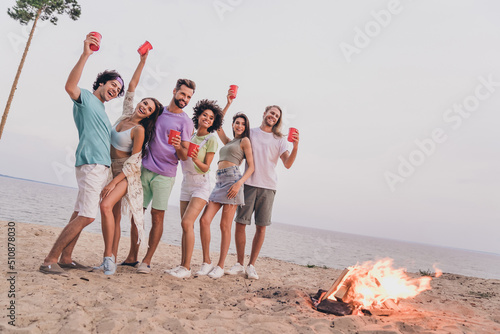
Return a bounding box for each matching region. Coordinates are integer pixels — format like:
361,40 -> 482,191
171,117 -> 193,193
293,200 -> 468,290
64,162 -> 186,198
111,124 -> 136,152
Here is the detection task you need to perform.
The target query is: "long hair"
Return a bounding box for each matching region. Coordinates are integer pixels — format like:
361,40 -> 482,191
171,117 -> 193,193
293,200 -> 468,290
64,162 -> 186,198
265,105 -> 284,138
139,97 -> 163,157
232,112 -> 250,139
192,99 -> 224,133
93,70 -> 125,97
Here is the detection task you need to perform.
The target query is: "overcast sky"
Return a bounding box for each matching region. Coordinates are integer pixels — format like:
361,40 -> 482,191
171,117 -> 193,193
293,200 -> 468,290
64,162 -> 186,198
1,0 -> 499,254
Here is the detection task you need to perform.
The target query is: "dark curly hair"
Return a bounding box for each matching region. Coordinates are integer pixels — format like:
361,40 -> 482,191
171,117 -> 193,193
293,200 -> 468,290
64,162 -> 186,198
139,97 -> 163,158
232,113 -> 251,139
192,99 -> 223,133
92,70 -> 125,97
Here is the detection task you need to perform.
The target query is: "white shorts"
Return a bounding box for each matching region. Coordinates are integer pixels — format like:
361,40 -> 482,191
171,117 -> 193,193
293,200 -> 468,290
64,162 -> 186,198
180,173 -> 211,202
74,164 -> 109,219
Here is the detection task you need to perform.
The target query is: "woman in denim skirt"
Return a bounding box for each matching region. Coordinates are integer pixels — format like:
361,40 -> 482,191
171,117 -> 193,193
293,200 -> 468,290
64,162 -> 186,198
197,91 -> 255,278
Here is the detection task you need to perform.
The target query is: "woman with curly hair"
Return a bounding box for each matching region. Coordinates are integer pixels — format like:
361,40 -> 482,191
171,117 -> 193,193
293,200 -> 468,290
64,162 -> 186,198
167,98 -> 224,278
96,50 -> 163,275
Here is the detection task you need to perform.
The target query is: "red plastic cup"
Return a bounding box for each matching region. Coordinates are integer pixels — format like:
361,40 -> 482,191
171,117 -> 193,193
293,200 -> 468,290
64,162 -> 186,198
138,41 -> 153,56
288,127 -> 298,142
187,142 -> 199,157
90,32 -> 102,51
229,85 -> 239,99
168,130 -> 181,145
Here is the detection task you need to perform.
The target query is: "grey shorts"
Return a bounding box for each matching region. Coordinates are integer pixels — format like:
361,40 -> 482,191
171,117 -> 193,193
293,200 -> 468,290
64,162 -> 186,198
235,185 -> 276,227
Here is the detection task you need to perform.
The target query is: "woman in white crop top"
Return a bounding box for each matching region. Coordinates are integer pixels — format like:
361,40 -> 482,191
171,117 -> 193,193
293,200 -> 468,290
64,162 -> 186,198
195,90 -> 255,279
166,98 -> 224,278
96,50 -> 163,275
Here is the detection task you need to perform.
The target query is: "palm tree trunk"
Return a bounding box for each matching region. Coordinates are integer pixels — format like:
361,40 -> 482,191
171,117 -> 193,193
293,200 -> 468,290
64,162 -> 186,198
0,7 -> 42,140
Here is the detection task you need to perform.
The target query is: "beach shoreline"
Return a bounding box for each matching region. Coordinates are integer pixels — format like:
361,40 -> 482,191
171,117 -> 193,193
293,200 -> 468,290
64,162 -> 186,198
1,221 -> 499,333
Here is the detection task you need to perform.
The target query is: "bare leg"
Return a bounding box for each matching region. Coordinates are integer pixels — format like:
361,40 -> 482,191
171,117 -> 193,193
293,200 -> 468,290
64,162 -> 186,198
248,225 -> 266,266
58,211 -> 79,263
180,201 -> 189,219
180,197 -> 207,270
44,215 -> 94,265
111,201 -> 121,259
235,222 -> 247,265
217,204 -> 237,268
100,179 -> 128,258
179,201 -> 189,265
199,201 -> 222,264
122,207 -> 146,263
141,208 -> 165,265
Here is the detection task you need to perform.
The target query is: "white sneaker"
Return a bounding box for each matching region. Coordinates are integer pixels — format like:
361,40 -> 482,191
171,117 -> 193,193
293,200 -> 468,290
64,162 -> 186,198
94,255 -> 115,273
195,262 -> 214,276
103,256 -> 116,275
225,263 -> 245,275
164,265 -> 181,274
208,266 -> 224,279
169,266 -> 191,278
246,264 -> 259,279
93,261 -> 104,272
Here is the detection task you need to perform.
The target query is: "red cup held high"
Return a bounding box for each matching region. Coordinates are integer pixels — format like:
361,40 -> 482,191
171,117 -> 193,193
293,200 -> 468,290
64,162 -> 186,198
288,127 -> 298,142
229,85 -> 239,99
138,41 -> 153,56
90,32 -> 102,51
168,130 -> 181,145
187,142 -> 200,158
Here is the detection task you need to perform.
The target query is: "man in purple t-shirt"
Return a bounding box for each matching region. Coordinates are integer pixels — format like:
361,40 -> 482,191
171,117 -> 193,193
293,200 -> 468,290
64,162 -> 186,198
122,79 -> 195,274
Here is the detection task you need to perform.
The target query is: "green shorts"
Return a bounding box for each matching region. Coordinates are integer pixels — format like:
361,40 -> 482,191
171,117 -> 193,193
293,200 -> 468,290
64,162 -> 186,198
141,166 -> 175,211
235,185 -> 276,227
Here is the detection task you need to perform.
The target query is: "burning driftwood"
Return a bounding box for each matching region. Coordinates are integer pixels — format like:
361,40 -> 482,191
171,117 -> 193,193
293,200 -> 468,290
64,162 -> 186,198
313,259 -> 437,316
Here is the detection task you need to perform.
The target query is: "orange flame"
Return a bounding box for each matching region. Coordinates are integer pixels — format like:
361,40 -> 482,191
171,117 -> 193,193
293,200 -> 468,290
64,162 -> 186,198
433,264 -> 443,277
328,258 -> 435,309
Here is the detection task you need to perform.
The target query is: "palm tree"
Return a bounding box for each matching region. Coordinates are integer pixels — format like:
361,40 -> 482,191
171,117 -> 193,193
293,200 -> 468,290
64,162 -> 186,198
0,0 -> 81,140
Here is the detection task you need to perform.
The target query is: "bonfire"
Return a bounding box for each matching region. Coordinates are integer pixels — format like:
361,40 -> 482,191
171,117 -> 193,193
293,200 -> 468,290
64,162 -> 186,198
313,258 -> 442,316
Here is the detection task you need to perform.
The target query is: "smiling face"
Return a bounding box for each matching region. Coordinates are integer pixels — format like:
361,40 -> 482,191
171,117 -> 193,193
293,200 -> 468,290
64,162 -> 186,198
173,84 -> 194,109
263,106 -> 281,128
97,79 -> 122,102
198,109 -> 215,130
233,116 -> 246,138
135,98 -> 156,119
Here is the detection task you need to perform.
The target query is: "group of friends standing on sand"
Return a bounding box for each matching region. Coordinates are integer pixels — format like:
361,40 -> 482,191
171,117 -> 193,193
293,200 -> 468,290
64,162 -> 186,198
39,33 -> 299,280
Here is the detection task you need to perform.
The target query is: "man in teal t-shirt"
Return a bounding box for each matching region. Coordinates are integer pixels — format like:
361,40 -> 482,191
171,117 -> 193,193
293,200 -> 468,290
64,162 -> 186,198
40,33 -> 125,276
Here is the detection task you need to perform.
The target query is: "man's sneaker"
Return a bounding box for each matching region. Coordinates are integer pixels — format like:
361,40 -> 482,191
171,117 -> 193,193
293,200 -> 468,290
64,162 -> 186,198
137,262 -> 151,274
169,266 -> 191,279
164,265 -> 181,274
246,264 -> 259,279
103,256 -> 116,275
195,262 -> 214,276
225,263 -> 245,275
208,266 -> 224,279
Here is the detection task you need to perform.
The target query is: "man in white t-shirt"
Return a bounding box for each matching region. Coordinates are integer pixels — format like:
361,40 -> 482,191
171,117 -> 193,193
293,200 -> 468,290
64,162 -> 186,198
226,105 -> 299,279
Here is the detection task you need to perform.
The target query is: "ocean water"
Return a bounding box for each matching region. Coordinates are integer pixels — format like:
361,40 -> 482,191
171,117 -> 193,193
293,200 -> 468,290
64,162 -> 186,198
1,175 -> 499,279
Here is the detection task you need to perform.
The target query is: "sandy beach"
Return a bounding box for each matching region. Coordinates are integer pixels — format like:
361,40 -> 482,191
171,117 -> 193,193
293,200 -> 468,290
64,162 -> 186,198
1,221 -> 499,334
